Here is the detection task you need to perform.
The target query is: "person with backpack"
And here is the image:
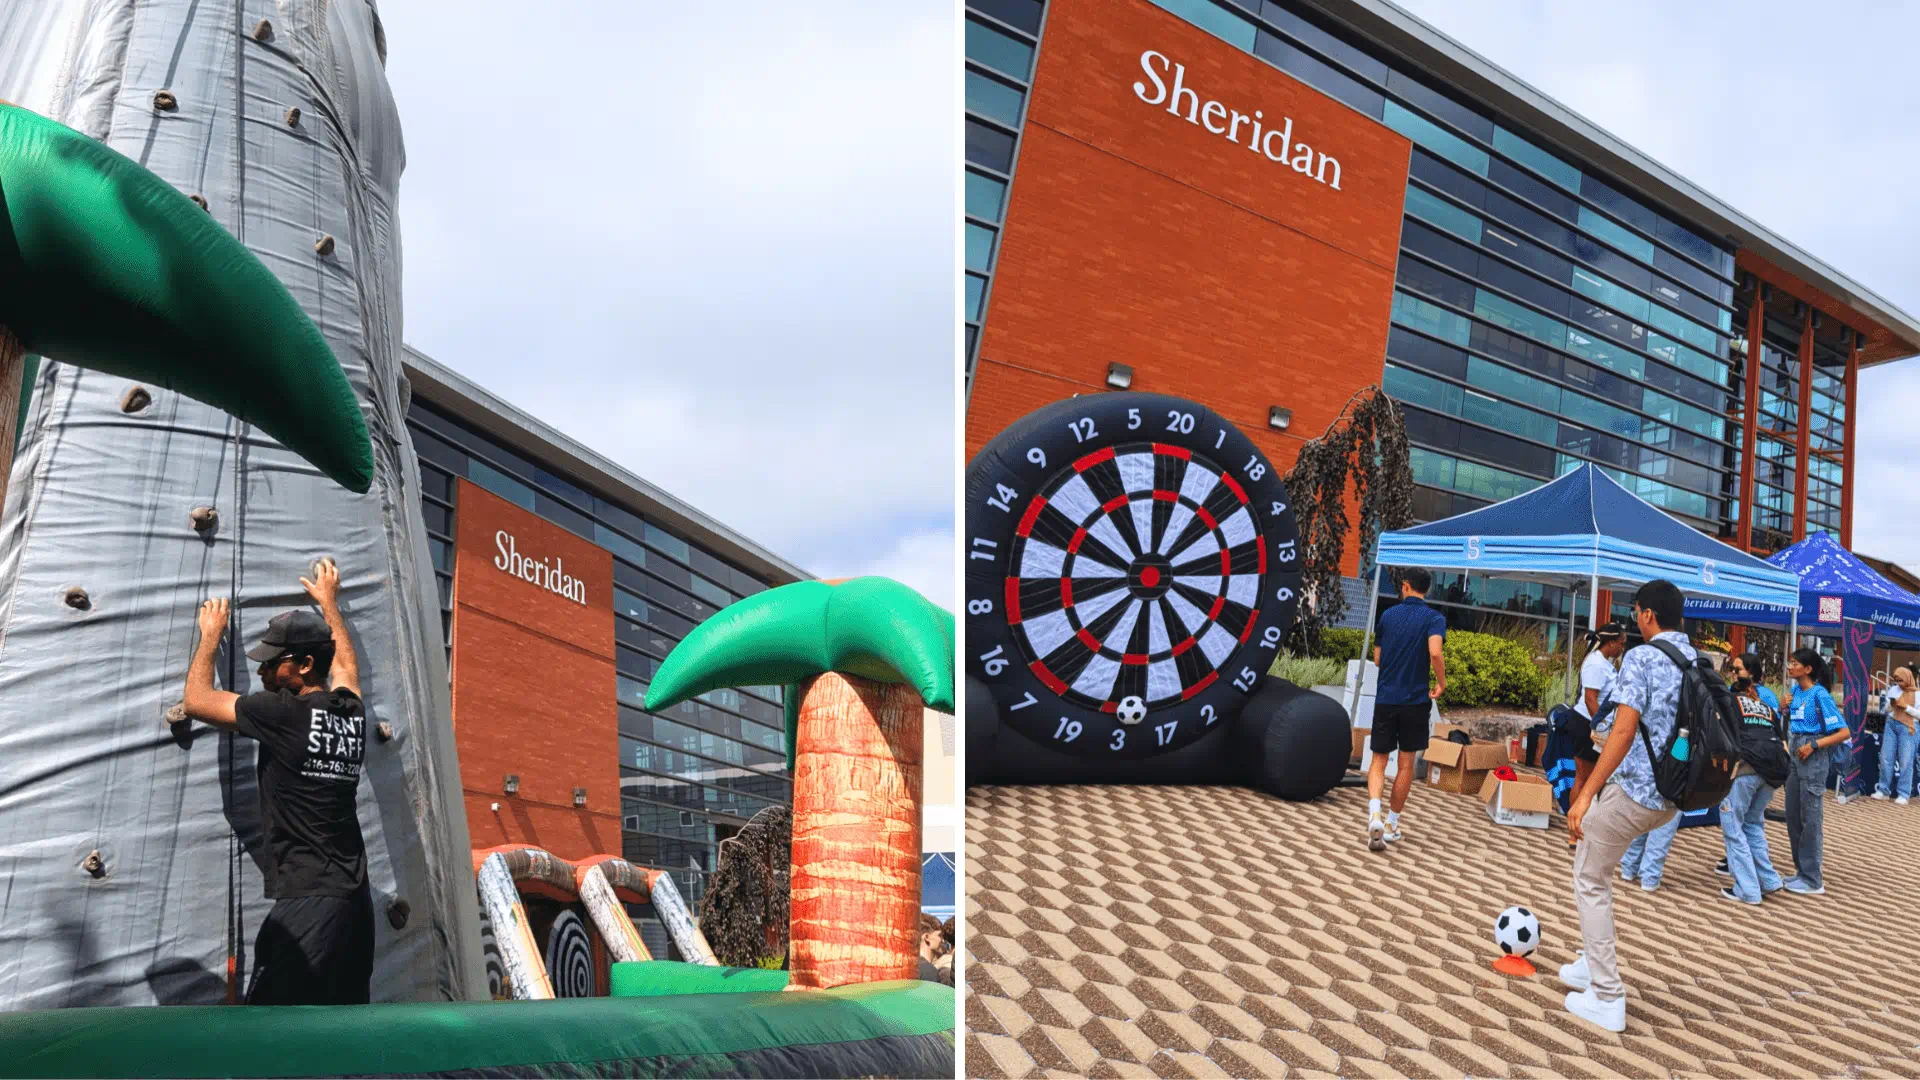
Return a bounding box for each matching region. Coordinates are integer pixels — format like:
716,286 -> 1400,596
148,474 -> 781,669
1560,579 -> 1700,1033
1717,651 -> 1791,904
1872,665 -> 1920,804
1783,647 -> 1851,896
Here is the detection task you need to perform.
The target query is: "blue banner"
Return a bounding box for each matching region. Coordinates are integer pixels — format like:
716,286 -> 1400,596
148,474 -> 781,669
1838,617 -> 1874,795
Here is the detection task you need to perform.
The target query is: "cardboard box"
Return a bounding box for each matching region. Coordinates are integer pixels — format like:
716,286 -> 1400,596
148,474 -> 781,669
1423,739 -> 1508,793
1479,772 -> 1555,828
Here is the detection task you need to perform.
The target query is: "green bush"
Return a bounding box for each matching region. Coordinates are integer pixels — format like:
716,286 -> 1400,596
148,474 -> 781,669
1437,630 -> 1547,709
1314,627 -> 1366,662
1269,652 -> 1346,689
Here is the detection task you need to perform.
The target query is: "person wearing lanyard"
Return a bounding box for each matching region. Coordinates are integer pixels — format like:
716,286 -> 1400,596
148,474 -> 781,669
1783,647 -> 1850,896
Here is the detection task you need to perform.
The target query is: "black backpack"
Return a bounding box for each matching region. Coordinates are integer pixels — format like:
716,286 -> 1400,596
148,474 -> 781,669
1734,694 -> 1792,789
1632,641 -> 1742,811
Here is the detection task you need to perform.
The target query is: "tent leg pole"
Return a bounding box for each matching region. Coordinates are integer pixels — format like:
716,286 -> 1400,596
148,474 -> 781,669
1590,573 -> 1601,632
1787,612 -> 1798,694
1567,588 -> 1578,702
1353,565 -> 1383,718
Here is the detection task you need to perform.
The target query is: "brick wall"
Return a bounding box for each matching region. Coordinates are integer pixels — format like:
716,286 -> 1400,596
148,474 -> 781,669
451,479 -> 621,860
966,0 -> 1411,574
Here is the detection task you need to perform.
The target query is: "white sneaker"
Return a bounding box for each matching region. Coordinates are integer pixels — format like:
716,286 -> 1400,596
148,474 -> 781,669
1367,813 -> 1385,852
1784,877 -> 1826,896
1619,867 -> 1635,883
1382,819 -> 1403,843
1565,988 -> 1627,1033
1836,791 -> 1852,805
1900,796 -> 1911,806
1558,953 -> 1591,991
1872,790 -> 1889,800
1640,878 -> 1659,892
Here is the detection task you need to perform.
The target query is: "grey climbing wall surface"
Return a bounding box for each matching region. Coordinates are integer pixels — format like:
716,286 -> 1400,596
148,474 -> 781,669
0,2 -> 487,1006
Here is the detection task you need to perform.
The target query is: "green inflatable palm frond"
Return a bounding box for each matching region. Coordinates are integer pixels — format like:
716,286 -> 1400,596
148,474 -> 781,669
644,577 -> 955,770
0,103 -> 373,493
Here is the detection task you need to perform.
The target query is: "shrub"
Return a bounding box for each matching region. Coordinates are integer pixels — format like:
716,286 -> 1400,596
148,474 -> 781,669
1437,631 -> 1547,709
1269,652 -> 1345,689
1314,627 -> 1366,662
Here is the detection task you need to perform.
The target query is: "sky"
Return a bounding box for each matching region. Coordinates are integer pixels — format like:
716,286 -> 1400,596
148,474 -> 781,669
1387,0 -> 1920,568
379,2 -> 956,609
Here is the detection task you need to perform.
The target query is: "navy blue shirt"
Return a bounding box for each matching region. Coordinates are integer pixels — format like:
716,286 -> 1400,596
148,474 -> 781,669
1375,596 -> 1447,706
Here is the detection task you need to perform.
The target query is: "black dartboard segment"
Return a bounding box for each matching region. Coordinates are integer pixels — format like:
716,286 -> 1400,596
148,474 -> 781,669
967,393 -> 1302,760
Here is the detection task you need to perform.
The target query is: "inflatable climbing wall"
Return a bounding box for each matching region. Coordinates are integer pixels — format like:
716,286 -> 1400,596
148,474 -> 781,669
0,2 -> 487,1005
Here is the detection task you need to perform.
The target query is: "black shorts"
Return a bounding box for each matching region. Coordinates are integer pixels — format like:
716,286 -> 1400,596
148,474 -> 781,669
1565,712 -> 1602,762
247,882 -> 374,1005
1370,702 -> 1432,754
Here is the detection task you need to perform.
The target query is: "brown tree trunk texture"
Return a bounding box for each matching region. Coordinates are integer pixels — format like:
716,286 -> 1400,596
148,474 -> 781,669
0,325 -> 21,510
786,671 -> 924,990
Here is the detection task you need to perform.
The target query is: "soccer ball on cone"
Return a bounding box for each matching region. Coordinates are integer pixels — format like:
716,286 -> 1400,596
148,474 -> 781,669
1491,906 -> 1540,976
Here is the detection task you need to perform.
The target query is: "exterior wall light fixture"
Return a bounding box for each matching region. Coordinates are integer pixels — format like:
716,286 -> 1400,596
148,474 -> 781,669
573,787 -> 587,808
1106,363 -> 1133,390
1269,406 -> 1291,431
503,774 -> 519,796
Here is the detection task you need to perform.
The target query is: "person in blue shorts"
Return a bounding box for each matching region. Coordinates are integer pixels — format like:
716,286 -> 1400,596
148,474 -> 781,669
1783,647 -> 1851,895
1366,567 -> 1446,852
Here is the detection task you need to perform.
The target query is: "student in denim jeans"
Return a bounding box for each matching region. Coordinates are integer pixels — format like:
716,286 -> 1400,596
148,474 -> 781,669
1718,652 -> 1787,904
1616,810 -> 1681,892
1873,666 -> 1920,804
1784,648 -> 1851,896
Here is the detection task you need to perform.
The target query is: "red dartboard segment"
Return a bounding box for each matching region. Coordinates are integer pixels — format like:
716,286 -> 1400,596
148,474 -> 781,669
1074,447 -> 1115,472
1029,661 -> 1068,695
1181,671 -> 1219,700
1004,577 -> 1022,624
1016,495 -> 1046,538
1101,493 -> 1130,514
1194,506 -> 1217,529
1152,443 -> 1190,460
1256,535 -> 1266,574
1219,473 -> 1248,504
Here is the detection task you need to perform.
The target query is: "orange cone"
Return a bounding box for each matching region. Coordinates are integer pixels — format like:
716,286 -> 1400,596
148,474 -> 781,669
1491,954 -> 1536,977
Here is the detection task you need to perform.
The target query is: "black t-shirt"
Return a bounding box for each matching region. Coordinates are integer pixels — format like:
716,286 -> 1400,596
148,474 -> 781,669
233,687 -> 368,898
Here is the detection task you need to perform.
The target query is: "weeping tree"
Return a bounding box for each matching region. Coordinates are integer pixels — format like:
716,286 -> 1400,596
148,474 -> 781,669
700,805 -> 793,969
1283,386 -> 1414,654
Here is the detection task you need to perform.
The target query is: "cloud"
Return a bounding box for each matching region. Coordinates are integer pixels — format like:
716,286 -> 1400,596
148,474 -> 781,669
822,526 -> 956,613
1395,0 -> 1920,571
378,1 -> 955,589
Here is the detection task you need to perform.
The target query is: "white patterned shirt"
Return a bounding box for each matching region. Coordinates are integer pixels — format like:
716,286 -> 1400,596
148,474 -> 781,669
1593,630 -> 1694,811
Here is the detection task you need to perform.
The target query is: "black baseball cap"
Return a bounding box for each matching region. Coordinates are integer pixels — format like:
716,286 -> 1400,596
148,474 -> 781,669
1591,619 -> 1630,640
246,610 -> 333,663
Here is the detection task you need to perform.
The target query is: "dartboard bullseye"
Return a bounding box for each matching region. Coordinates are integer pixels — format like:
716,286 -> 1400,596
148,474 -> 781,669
967,392 -> 1301,761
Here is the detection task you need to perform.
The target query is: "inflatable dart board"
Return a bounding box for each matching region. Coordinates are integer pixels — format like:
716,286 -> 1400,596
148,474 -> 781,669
967,392 -> 1320,786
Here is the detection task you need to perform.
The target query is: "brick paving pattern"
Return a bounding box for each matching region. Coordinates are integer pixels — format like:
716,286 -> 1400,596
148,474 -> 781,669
965,778 -> 1920,1078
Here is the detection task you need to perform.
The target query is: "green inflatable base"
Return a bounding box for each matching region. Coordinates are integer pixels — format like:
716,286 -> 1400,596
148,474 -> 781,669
610,960 -> 789,997
0,979 -> 954,1079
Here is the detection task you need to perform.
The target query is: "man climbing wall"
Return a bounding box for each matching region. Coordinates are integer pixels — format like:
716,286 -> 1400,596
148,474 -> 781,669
0,2 -> 485,1006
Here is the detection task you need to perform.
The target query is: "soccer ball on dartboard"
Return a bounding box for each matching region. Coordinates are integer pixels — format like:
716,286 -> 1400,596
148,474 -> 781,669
1115,696 -> 1148,726
1493,906 -> 1539,957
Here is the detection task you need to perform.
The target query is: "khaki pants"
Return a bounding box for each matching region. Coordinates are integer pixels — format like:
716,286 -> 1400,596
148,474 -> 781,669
1572,782 -> 1676,1000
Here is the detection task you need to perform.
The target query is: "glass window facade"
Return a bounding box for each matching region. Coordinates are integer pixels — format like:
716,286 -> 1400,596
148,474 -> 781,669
963,0 -> 1049,390
405,400 -> 785,938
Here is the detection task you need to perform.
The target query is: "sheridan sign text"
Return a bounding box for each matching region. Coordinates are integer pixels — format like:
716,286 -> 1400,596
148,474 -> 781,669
1133,49 -> 1342,190
494,530 -> 587,605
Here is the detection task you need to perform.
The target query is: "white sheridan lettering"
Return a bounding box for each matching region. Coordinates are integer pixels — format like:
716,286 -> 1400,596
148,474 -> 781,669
491,529 -> 587,607
1131,49 -> 1344,191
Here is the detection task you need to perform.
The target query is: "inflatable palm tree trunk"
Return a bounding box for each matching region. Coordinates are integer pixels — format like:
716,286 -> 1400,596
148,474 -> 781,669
646,577 -> 955,990
0,3 -> 483,1005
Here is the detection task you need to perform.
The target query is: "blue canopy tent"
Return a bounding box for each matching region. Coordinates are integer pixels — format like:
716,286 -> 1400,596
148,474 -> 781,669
1685,532 -> 1920,646
1361,463 -> 1803,704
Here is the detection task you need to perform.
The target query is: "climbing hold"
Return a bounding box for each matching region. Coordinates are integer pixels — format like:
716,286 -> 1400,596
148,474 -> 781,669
120,386 -> 152,413
153,90 -> 177,112
315,234 -> 336,257
252,18 -> 272,41
285,106 -> 301,127
387,897 -> 411,930
376,720 -> 394,743
190,506 -> 218,534
188,194 -> 208,211
81,851 -> 105,879
63,587 -> 89,611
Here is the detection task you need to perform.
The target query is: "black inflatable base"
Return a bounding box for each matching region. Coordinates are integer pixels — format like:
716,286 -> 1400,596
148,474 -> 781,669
969,676 -> 1352,801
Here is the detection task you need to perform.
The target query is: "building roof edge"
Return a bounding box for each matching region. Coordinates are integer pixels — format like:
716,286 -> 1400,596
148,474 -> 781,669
1300,0 -> 1920,362
401,345 -> 814,587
